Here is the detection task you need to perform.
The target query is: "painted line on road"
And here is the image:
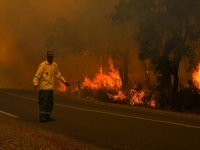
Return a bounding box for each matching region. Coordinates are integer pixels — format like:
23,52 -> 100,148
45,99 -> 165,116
0,90 -> 37,101
56,104 -> 200,129
1,90 -> 191,119
1,89 -> 200,129
0,110 -> 18,118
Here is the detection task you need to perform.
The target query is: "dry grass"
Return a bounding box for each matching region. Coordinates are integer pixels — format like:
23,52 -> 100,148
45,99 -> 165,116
0,114 -> 104,150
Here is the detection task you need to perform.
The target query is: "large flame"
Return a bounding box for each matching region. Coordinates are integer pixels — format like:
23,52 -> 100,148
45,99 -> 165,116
192,63 -> 200,89
80,57 -> 156,107
81,57 -> 122,90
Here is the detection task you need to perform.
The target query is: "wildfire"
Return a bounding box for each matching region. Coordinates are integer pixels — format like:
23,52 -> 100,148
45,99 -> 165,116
81,57 -> 122,90
80,57 -> 156,107
129,89 -> 145,105
107,90 -> 126,101
107,89 -> 156,107
57,80 -> 67,92
147,99 -> 156,108
192,63 -> 200,89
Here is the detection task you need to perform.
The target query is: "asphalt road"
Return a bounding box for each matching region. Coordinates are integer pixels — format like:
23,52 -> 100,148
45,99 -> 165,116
0,88 -> 200,150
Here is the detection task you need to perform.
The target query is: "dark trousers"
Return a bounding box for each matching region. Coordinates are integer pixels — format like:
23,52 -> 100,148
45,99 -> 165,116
38,90 -> 54,116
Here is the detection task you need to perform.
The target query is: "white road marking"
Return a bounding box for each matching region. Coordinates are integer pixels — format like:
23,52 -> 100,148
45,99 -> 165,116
56,104 -> 200,129
0,90 -> 36,101
1,89 -> 200,129
0,110 -> 18,118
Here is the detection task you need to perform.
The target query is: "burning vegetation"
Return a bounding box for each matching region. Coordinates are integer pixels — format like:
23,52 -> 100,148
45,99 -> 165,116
57,57 -> 156,108
192,63 -> 200,90
57,80 -> 68,92
81,57 -> 122,90
56,58 -> 200,113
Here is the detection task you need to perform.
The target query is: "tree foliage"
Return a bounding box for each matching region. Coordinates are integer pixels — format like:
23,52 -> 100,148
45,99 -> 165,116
111,0 -> 200,109
112,0 -> 200,86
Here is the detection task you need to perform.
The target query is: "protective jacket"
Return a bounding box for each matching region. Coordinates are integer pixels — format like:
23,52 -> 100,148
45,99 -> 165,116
33,60 -> 66,90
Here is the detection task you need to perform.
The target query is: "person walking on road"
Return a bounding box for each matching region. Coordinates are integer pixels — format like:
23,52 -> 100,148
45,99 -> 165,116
33,51 -> 70,122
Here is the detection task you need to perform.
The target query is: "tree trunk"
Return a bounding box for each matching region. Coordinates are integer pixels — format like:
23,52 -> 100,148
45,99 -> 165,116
123,56 -> 128,90
142,60 -> 151,88
172,65 -> 181,111
122,48 -> 130,90
173,66 -> 179,94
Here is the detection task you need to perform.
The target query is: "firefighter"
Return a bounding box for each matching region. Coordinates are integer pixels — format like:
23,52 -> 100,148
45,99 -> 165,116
33,50 -> 70,122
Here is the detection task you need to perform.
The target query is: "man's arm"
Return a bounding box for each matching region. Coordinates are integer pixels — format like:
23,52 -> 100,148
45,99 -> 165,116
33,63 -> 44,91
55,65 -> 70,87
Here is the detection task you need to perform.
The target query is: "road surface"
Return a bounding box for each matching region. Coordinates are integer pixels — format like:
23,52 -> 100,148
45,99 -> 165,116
0,88 -> 200,150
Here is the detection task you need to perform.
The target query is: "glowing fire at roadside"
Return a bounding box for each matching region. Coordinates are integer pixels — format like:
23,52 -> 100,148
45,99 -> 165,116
108,89 -> 156,107
81,57 -> 156,107
192,63 -> 200,89
57,80 -> 67,92
107,91 -> 126,101
129,89 -> 145,105
148,99 -> 156,108
81,57 -> 122,90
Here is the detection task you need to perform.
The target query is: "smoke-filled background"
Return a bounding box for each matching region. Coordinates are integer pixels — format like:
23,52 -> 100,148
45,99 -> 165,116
0,0 -> 114,89
0,0 -> 196,90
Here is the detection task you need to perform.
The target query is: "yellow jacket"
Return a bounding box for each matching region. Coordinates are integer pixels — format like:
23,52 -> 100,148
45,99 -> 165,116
33,60 -> 66,90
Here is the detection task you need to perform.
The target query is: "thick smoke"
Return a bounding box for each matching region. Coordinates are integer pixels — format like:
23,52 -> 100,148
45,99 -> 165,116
0,0 -> 129,89
2,0 -> 189,90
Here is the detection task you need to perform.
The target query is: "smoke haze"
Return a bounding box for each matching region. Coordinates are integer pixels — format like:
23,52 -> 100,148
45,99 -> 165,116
0,0 -> 194,90
0,0 -> 128,89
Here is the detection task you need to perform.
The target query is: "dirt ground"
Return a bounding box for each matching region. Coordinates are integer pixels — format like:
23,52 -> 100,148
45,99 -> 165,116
0,114 -> 104,150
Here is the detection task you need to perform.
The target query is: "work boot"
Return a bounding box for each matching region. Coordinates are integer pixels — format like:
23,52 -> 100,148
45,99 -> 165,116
40,115 -> 46,122
46,115 -> 55,121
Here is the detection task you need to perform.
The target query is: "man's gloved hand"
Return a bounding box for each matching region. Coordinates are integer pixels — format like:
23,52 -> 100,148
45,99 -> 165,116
64,82 -> 70,87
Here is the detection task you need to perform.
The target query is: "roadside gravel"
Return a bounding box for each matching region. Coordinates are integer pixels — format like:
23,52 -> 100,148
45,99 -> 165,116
0,114 -> 104,150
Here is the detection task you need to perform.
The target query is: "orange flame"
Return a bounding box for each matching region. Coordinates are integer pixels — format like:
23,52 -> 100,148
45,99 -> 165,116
129,89 -> 145,105
192,63 -> 200,89
80,57 -> 156,107
108,89 -> 156,107
81,57 -> 122,90
147,99 -> 156,108
57,80 -> 66,92
107,91 -> 126,100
